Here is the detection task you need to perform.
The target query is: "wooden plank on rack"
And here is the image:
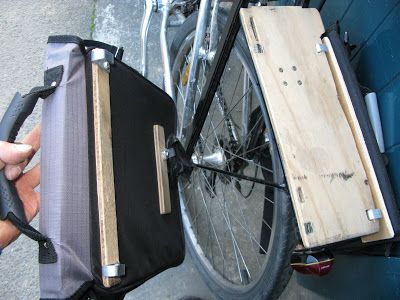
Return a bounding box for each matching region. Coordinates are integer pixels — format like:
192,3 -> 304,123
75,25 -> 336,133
322,37 -> 394,242
92,63 -> 121,287
240,6 -> 379,248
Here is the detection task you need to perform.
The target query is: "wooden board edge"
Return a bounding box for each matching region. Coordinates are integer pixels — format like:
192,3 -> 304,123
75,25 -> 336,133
153,125 -> 171,215
92,63 -> 121,287
322,37 -> 394,242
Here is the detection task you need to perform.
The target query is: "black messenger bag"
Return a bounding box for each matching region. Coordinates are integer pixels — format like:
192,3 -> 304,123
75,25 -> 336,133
0,35 -> 185,299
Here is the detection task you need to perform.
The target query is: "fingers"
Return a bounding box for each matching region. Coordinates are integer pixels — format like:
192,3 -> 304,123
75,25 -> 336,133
21,123 -> 41,152
1,124 -> 41,179
0,125 -> 42,249
4,162 -> 25,180
0,142 -> 32,169
18,163 -> 40,189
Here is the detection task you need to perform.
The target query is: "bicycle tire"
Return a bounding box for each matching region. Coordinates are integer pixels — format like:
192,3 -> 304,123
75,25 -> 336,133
170,11 -> 298,300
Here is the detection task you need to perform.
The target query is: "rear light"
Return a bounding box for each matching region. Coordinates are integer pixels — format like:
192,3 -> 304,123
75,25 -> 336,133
291,250 -> 334,276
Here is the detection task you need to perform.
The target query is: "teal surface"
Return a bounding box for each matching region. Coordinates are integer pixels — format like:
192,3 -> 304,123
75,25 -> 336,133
281,2 -> 400,298
283,255 -> 400,299
311,0 -> 400,204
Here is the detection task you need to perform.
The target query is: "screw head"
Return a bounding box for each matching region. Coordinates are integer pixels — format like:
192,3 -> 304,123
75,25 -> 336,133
161,149 -> 169,160
283,81 -> 288,86
279,67 -> 283,72
292,66 -> 297,71
297,80 -> 302,85
103,61 -> 110,70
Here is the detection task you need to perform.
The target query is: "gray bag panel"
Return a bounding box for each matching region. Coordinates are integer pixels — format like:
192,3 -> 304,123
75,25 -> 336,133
40,41 -> 92,299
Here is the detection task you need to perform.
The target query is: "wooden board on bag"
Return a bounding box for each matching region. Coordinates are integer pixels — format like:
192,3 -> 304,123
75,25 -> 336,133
153,124 -> 172,215
240,6 -> 379,248
92,63 -> 121,287
322,37 -> 394,242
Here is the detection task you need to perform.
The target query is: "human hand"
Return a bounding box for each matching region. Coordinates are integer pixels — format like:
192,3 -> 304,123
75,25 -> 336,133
0,124 -> 41,249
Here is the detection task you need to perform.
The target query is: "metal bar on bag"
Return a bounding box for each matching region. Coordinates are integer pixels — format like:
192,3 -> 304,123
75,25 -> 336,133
192,163 -> 287,191
102,264 -> 126,278
185,0 -> 250,157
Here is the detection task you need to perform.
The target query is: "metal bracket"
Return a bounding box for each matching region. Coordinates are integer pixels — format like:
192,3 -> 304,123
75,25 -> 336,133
91,48 -> 115,72
304,222 -> 314,234
161,147 -> 176,160
366,208 -> 382,221
102,263 -> 126,278
316,43 -> 328,53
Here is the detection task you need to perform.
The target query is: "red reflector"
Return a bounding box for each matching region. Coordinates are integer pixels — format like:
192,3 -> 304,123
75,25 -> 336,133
291,251 -> 334,276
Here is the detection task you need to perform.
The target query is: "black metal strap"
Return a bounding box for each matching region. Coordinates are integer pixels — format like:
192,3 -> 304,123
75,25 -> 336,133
83,40 -> 124,60
185,0 -> 250,156
167,137 -> 287,192
192,163 -> 287,191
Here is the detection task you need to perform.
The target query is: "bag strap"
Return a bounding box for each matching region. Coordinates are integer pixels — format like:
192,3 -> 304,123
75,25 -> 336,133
83,40 -> 124,60
48,35 -> 124,60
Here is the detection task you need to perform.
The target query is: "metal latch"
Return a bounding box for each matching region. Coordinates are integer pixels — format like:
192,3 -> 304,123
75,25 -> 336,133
161,147 -> 176,161
102,263 -> 126,278
316,43 -> 328,53
91,48 -> 115,72
366,208 -> 382,221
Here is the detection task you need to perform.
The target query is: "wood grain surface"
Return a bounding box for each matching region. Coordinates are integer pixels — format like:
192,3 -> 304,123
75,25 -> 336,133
240,6 -> 379,247
92,63 -> 121,287
323,37 -> 394,242
153,125 -> 172,215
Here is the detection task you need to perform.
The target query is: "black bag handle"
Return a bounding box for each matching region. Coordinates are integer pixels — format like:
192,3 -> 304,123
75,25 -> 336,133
0,65 -> 63,263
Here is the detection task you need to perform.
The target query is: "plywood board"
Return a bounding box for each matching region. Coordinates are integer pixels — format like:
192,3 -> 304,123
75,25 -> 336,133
240,6 -> 379,248
92,63 -> 121,287
322,37 -> 394,242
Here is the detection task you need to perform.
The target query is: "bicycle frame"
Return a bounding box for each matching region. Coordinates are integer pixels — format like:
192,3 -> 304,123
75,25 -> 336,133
140,0 -> 250,157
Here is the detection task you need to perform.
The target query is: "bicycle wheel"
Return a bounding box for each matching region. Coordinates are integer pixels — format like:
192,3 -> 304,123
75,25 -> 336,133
171,11 -> 297,300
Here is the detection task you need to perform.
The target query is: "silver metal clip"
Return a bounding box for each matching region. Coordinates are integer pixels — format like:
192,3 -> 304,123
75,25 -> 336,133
366,208 -> 382,221
316,43 -> 328,53
161,147 -> 176,160
91,48 -> 115,72
102,263 -> 126,278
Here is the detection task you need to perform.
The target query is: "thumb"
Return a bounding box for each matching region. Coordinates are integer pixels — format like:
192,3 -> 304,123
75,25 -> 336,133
0,142 -> 33,167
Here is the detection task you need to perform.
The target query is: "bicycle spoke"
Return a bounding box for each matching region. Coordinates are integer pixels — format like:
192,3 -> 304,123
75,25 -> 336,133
203,86 -> 252,141
194,170 -> 226,264
173,24 -> 287,288
229,181 -> 262,267
201,137 -> 273,174
199,171 -> 268,255
200,172 -> 253,283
